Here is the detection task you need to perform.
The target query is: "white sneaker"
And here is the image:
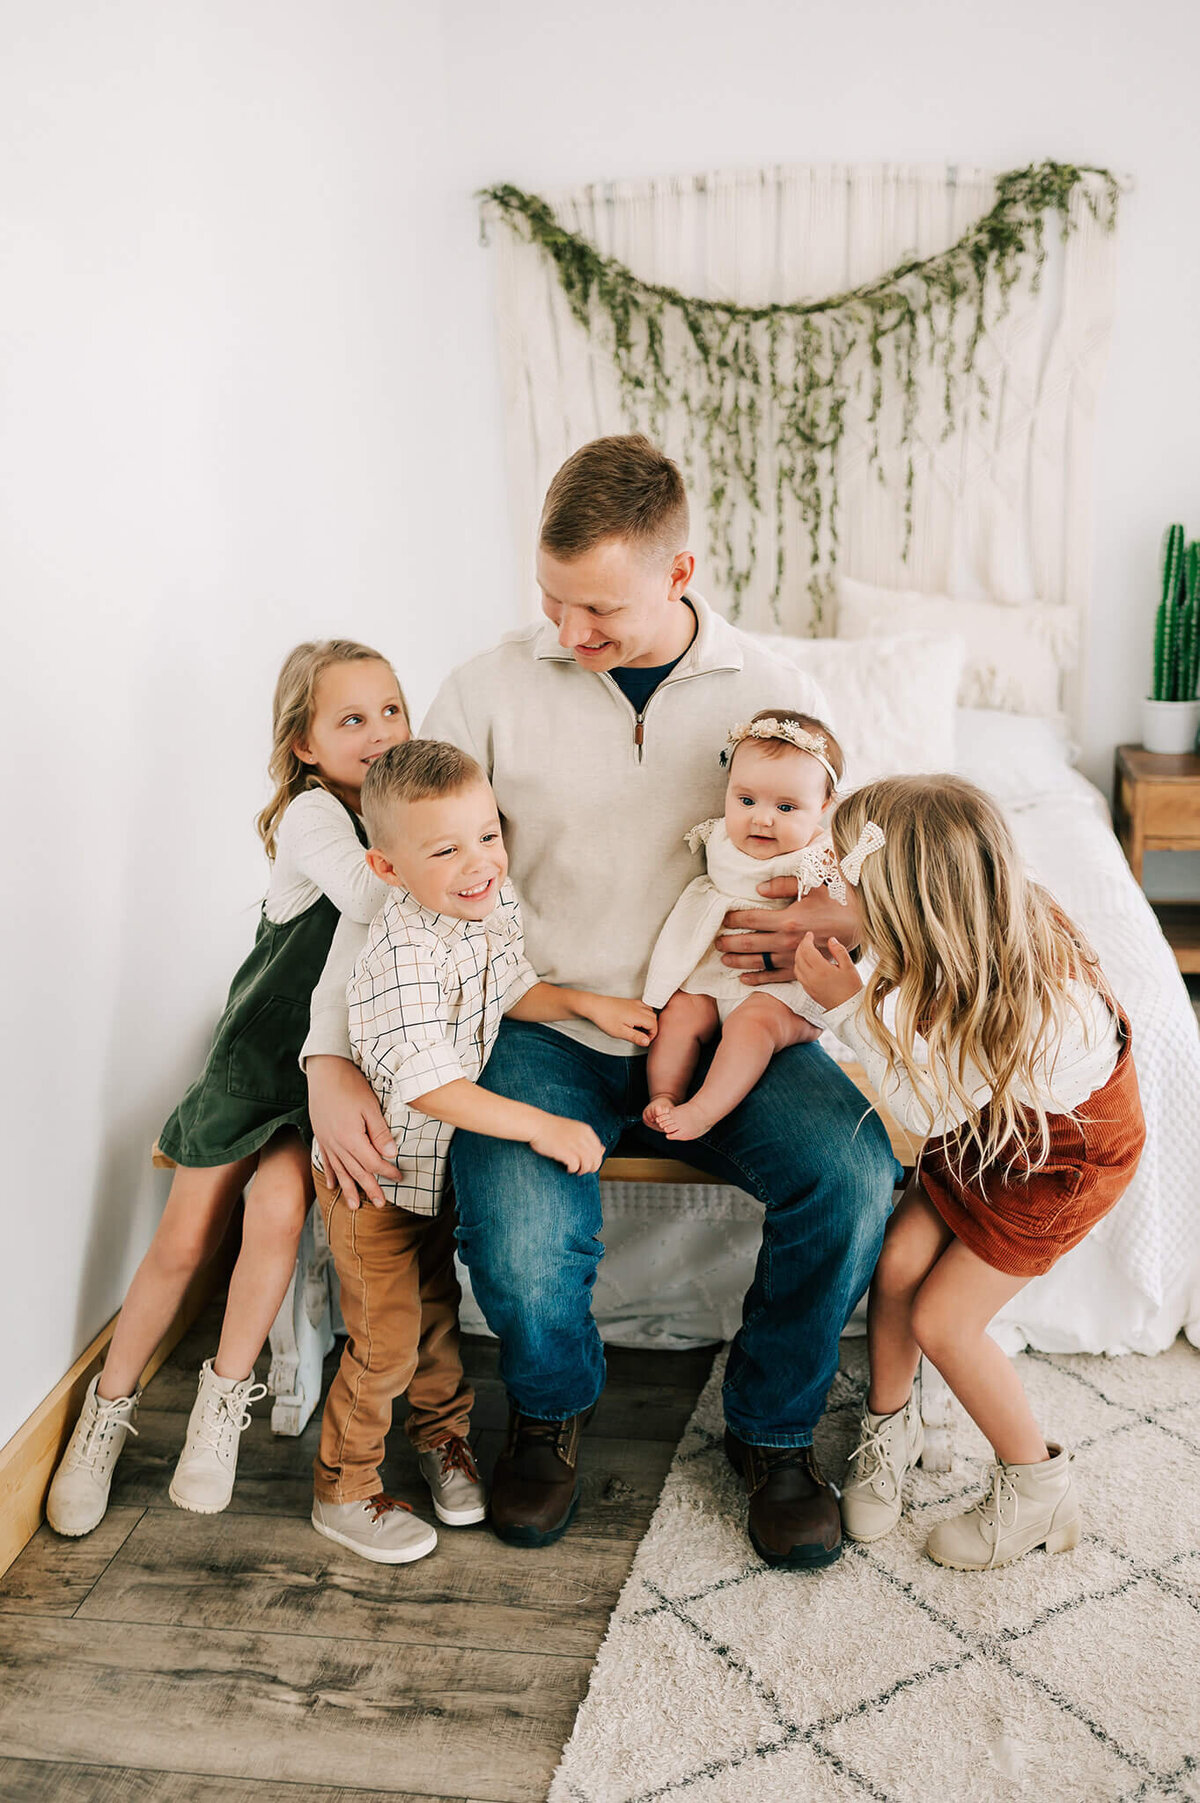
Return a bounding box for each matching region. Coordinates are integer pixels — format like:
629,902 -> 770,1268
840,1390 -> 924,1543
169,1360 -> 267,1515
417,1436 -> 487,1525
311,1494 -> 438,1564
925,1443 -> 1081,1570
46,1375 -> 140,1537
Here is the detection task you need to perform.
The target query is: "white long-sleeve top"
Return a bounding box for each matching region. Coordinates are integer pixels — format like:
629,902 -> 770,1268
810,982 -> 1121,1138
266,787 -> 387,926
302,593 -> 829,1062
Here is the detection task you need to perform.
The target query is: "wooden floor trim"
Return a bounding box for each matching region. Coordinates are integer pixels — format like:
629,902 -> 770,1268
0,1235 -> 238,1580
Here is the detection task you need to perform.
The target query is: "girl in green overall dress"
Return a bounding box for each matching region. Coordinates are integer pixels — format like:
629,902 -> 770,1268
47,640 -> 411,1538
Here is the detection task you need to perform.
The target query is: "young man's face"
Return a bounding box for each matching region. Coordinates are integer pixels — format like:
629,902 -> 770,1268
367,780 -> 508,920
537,536 -> 695,672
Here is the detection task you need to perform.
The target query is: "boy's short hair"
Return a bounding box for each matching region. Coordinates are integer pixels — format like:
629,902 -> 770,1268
538,433 -> 689,563
741,708 -> 845,797
361,739 -> 486,847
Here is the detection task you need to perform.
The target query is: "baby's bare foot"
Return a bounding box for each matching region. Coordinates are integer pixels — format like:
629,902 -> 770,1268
643,1095 -> 681,1132
659,1093 -> 724,1141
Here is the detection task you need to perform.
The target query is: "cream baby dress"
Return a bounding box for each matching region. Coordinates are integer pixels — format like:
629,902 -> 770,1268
643,817 -> 842,1023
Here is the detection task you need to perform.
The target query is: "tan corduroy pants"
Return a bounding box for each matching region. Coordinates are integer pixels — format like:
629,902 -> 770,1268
312,1165 -> 473,1504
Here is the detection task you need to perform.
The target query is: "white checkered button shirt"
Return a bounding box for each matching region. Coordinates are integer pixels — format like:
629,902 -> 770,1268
346,880 -> 539,1213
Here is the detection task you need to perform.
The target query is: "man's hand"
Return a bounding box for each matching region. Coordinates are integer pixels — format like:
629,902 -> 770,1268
306,1055 -> 403,1210
717,877 -> 858,987
793,933 -> 863,1012
528,1114 -> 606,1174
578,993 -> 658,1047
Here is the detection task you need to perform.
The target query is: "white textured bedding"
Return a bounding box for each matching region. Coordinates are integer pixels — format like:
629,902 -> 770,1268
958,720 -> 1200,1353
459,714 -> 1200,1357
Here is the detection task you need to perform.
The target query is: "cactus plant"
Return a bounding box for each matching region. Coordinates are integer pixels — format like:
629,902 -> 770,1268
1174,540 -> 1196,695
1151,523 -> 1199,702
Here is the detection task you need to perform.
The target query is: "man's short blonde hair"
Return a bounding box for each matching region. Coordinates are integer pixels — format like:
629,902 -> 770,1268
539,433 -> 689,563
361,740 -> 486,847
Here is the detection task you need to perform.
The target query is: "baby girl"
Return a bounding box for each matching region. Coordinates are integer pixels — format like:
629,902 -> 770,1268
642,709 -> 846,1140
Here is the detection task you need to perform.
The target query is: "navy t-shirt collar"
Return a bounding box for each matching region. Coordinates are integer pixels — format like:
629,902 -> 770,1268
608,600 -> 698,716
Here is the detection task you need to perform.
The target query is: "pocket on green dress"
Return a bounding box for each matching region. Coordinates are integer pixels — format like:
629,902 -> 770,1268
226,997 -> 309,1108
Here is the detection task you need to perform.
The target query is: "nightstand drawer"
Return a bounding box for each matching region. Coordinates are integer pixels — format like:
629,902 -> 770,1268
1142,784 -> 1200,843
1115,746 -> 1200,970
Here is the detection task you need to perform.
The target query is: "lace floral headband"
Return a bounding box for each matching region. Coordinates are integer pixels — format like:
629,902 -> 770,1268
719,717 -> 841,791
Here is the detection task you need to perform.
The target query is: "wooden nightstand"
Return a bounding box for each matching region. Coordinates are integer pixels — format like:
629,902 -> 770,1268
1113,744 -> 1200,972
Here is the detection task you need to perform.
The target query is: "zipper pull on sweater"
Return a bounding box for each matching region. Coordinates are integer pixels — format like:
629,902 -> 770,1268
634,716 -> 645,749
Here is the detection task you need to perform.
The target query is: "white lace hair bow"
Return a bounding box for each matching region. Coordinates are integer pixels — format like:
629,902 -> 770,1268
838,821 -> 886,888
721,717 -> 840,790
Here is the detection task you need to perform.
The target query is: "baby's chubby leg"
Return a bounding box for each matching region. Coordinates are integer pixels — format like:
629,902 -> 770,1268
654,993 -> 810,1141
643,992 -> 720,1131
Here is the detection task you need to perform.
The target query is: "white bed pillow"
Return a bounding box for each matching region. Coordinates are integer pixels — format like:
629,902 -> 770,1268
835,574 -> 1078,719
749,629 -> 966,789
953,707 -> 1096,809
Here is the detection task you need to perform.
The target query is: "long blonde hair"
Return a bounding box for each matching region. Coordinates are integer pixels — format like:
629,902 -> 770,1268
255,640 -> 410,858
832,776 -> 1111,1175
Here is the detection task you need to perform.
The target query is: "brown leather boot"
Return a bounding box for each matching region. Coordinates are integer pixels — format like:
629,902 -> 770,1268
724,1429 -> 842,1569
489,1408 -> 592,1547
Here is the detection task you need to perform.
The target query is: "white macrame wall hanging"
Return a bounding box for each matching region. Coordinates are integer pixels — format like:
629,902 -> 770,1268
484,163 -> 1119,733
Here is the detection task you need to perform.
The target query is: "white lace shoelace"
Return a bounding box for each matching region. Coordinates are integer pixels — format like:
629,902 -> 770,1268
192,1382 -> 267,1461
848,1421 -> 903,1498
973,1463 -> 1020,1567
70,1397 -> 138,1472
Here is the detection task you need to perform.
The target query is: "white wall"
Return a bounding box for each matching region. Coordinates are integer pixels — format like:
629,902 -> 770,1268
3,0 -> 1198,1445
0,0 -> 511,1442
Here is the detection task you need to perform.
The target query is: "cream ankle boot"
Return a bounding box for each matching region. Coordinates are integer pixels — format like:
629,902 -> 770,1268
46,1376 -> 140,1537
925,1443 -> 1080,1570
840,1390 -> 924,1543
169,1360 -> 267,1514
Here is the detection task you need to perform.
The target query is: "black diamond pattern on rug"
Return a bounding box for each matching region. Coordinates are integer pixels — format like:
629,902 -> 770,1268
550,1338 -> 1200,1803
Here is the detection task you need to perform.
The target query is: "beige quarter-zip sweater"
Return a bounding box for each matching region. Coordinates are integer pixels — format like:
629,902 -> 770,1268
303,594 -> 829,1059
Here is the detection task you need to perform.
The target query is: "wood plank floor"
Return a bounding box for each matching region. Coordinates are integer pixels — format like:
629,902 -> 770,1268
0,1301 -> 716,1802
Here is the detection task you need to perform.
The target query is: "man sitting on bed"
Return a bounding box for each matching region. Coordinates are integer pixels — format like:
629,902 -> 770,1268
303,434 -> 899,1571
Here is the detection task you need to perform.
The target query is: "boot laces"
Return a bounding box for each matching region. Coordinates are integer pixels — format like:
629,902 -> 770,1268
759,1444 -> 814,1476
72,1396 -> 138,1470
848,1422 -> 899,1497
194,1381 -> 267,1456
513,1416 -> 567,1453
974,1463 -> 1019,1565
436,1437 -> 479,1481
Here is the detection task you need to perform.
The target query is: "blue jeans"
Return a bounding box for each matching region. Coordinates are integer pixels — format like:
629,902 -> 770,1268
449,1020 -> 899,1446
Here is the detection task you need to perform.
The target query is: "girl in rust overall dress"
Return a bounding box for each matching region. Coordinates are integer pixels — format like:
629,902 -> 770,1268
47,641 -> 410,1538
795,776 -> 1145,1571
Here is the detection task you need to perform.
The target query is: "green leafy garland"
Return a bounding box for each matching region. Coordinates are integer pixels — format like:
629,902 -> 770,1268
480,162 -> 1120,623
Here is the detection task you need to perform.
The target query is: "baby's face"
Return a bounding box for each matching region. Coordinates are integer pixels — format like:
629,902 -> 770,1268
374,779 -> 508,920
724,741 -> 830,859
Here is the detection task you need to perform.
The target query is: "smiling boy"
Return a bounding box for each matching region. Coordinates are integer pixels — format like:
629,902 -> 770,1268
309,739 -> 654,1564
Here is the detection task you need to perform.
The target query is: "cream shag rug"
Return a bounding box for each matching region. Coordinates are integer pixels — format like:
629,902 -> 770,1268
550,1339 -> 1200,1803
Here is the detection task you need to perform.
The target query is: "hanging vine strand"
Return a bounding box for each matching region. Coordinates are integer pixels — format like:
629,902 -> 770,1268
479,162 -> 1120,624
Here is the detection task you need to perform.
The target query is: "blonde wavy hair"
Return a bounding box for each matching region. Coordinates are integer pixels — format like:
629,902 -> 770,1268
255,640 -> 409,858
831,776 -> 1111,1176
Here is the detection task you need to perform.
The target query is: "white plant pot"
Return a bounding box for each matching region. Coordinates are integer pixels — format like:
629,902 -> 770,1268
1141,696 -> 1200,755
